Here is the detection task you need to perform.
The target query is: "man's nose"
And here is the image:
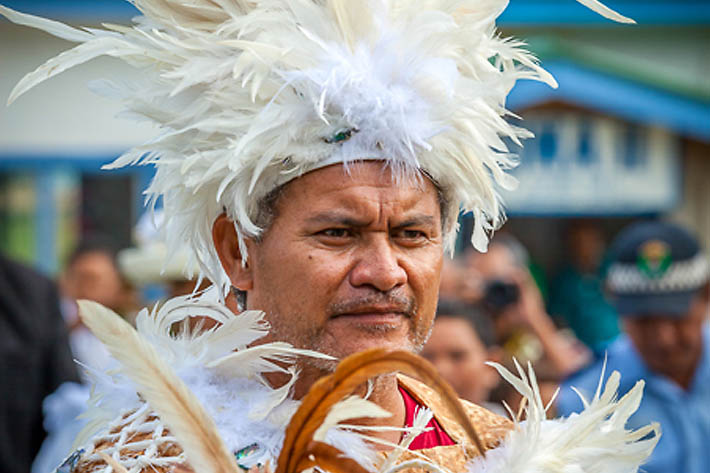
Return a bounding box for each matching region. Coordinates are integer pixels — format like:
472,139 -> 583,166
432,358 -> 455,381
654,320 -> 678,348
349,235 -> 407,292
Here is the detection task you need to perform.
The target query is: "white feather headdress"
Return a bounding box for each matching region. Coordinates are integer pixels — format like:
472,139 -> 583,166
0,0 -> 633,292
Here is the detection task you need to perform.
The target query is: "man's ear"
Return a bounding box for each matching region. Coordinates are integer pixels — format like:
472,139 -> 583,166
212,214 -> 253,291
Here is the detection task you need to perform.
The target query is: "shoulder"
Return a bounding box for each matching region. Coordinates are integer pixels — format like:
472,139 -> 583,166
397,374 -> 512,453
65,405 -> 185,473
558,336 -> 644,415
0,254 -> 52,288
0,254 -> 61,336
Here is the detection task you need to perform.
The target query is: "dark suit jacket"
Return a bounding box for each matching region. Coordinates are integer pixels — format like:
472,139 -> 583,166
0,255 -> 79,473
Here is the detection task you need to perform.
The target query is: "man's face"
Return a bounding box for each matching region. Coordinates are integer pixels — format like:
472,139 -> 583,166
623,290 -> 708,386
63,251 -> 126,312
241,162 -> 444,366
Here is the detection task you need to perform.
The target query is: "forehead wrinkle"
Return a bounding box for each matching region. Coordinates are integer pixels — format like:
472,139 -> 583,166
343,189 -> 435,229
276,162 -> 441,230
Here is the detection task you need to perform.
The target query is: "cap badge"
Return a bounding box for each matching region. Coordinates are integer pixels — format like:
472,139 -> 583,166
637,239 -> 672,279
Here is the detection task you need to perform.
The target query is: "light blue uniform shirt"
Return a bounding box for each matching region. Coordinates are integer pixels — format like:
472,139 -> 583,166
557,324 -> 710,473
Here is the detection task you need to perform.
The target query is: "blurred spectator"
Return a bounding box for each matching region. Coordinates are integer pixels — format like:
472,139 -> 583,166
549,221 -> 620,354
465,235 -> 590,379
59,238 -> 135,373
438,258 -> 482,304
33,238 -> 134,473
33,219 -> 217,472
0,253 -> 79,473
557,221 -> 710,473
117,210 -> 206,302
422,300 -> 502,413
60,237 -> 137,319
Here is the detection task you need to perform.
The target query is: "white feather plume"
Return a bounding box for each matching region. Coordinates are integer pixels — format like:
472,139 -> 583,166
1,0 -> 634,294
465,361 -> 660,473
314,395 -> 393,471
72,291 -> 331,470
77,299 -> 240,473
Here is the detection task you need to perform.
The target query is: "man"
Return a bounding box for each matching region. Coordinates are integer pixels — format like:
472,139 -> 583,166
549,221 -> 620,354
61,239 -> 137,321
0,253 -> 79,473
422,300 -> 502,409
1,1 -> 653,472
60,238 -> 137,370
466,236 -> 590,379
557,221 -> 710,473
212,160 -> 512,455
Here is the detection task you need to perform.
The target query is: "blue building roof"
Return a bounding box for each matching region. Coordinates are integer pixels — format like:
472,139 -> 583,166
508,61 -> 710,142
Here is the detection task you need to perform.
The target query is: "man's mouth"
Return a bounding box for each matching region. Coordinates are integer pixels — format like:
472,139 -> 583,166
329,304 -> 412,325
327,294 -> 416,326
331,306 -> 409,319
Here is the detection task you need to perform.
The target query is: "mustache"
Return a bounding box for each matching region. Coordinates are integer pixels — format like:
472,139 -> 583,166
328,291 -> 416,318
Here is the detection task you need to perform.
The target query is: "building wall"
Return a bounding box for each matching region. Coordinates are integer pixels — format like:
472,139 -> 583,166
672,140 -> 710,248
0,22 -> 155,272
0,23 -> 153,155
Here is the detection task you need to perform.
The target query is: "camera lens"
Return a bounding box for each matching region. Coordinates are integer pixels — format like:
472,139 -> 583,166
483,279 -> 520,313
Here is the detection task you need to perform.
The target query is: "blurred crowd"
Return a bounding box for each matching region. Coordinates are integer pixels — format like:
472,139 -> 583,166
424,220 -> 709,473
0,212 -> 208,473
0,217 -> 708,473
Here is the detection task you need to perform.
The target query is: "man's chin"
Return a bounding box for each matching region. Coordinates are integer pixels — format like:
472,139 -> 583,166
319,338 -> 417,363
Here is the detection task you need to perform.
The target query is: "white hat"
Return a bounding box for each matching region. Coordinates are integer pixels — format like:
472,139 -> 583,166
1,1 -> 633,293
118,210 -> 197,286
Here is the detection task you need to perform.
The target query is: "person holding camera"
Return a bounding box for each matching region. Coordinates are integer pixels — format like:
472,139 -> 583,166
466,235 -> 590,381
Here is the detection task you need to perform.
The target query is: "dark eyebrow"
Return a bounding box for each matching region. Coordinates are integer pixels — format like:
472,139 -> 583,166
305,212 -> 437,229
392,216 -> 437,229
305,212 -> 370,228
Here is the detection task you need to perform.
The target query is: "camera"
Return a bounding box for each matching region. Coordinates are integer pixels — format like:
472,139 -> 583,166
482,279 -> 520,313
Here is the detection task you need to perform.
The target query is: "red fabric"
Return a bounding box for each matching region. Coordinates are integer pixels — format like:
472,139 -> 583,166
399,386 -> 455,450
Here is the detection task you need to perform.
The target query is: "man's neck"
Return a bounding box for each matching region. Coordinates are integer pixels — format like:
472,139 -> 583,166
668,356 -> 702,391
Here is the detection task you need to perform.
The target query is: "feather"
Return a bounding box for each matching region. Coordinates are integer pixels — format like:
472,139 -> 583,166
574,0 -> 636,24
208,342 -> 333,378
8,37 -> 140,104
379,407 -> 436,473
313,395 -> 392,443
0,5 -> 92,42
76,299 -> 240,473
466,362 -> 660,473
71,293 -> 326,470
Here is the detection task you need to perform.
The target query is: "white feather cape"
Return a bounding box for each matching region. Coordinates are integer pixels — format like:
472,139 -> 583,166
73,291 -> 387,472
70,291 -> 658,473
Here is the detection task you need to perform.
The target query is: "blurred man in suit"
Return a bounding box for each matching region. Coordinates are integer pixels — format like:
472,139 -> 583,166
0,254 -> 79,473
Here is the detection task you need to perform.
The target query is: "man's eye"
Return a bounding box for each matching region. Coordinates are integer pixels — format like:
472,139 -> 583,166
320,228 -> 350,238
399,229 -> 427,240
450,351 -> 467,362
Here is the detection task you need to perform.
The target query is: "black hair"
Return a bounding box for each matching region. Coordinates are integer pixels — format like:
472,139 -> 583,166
66,235 -> 121,270
435,299 -> 497,348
